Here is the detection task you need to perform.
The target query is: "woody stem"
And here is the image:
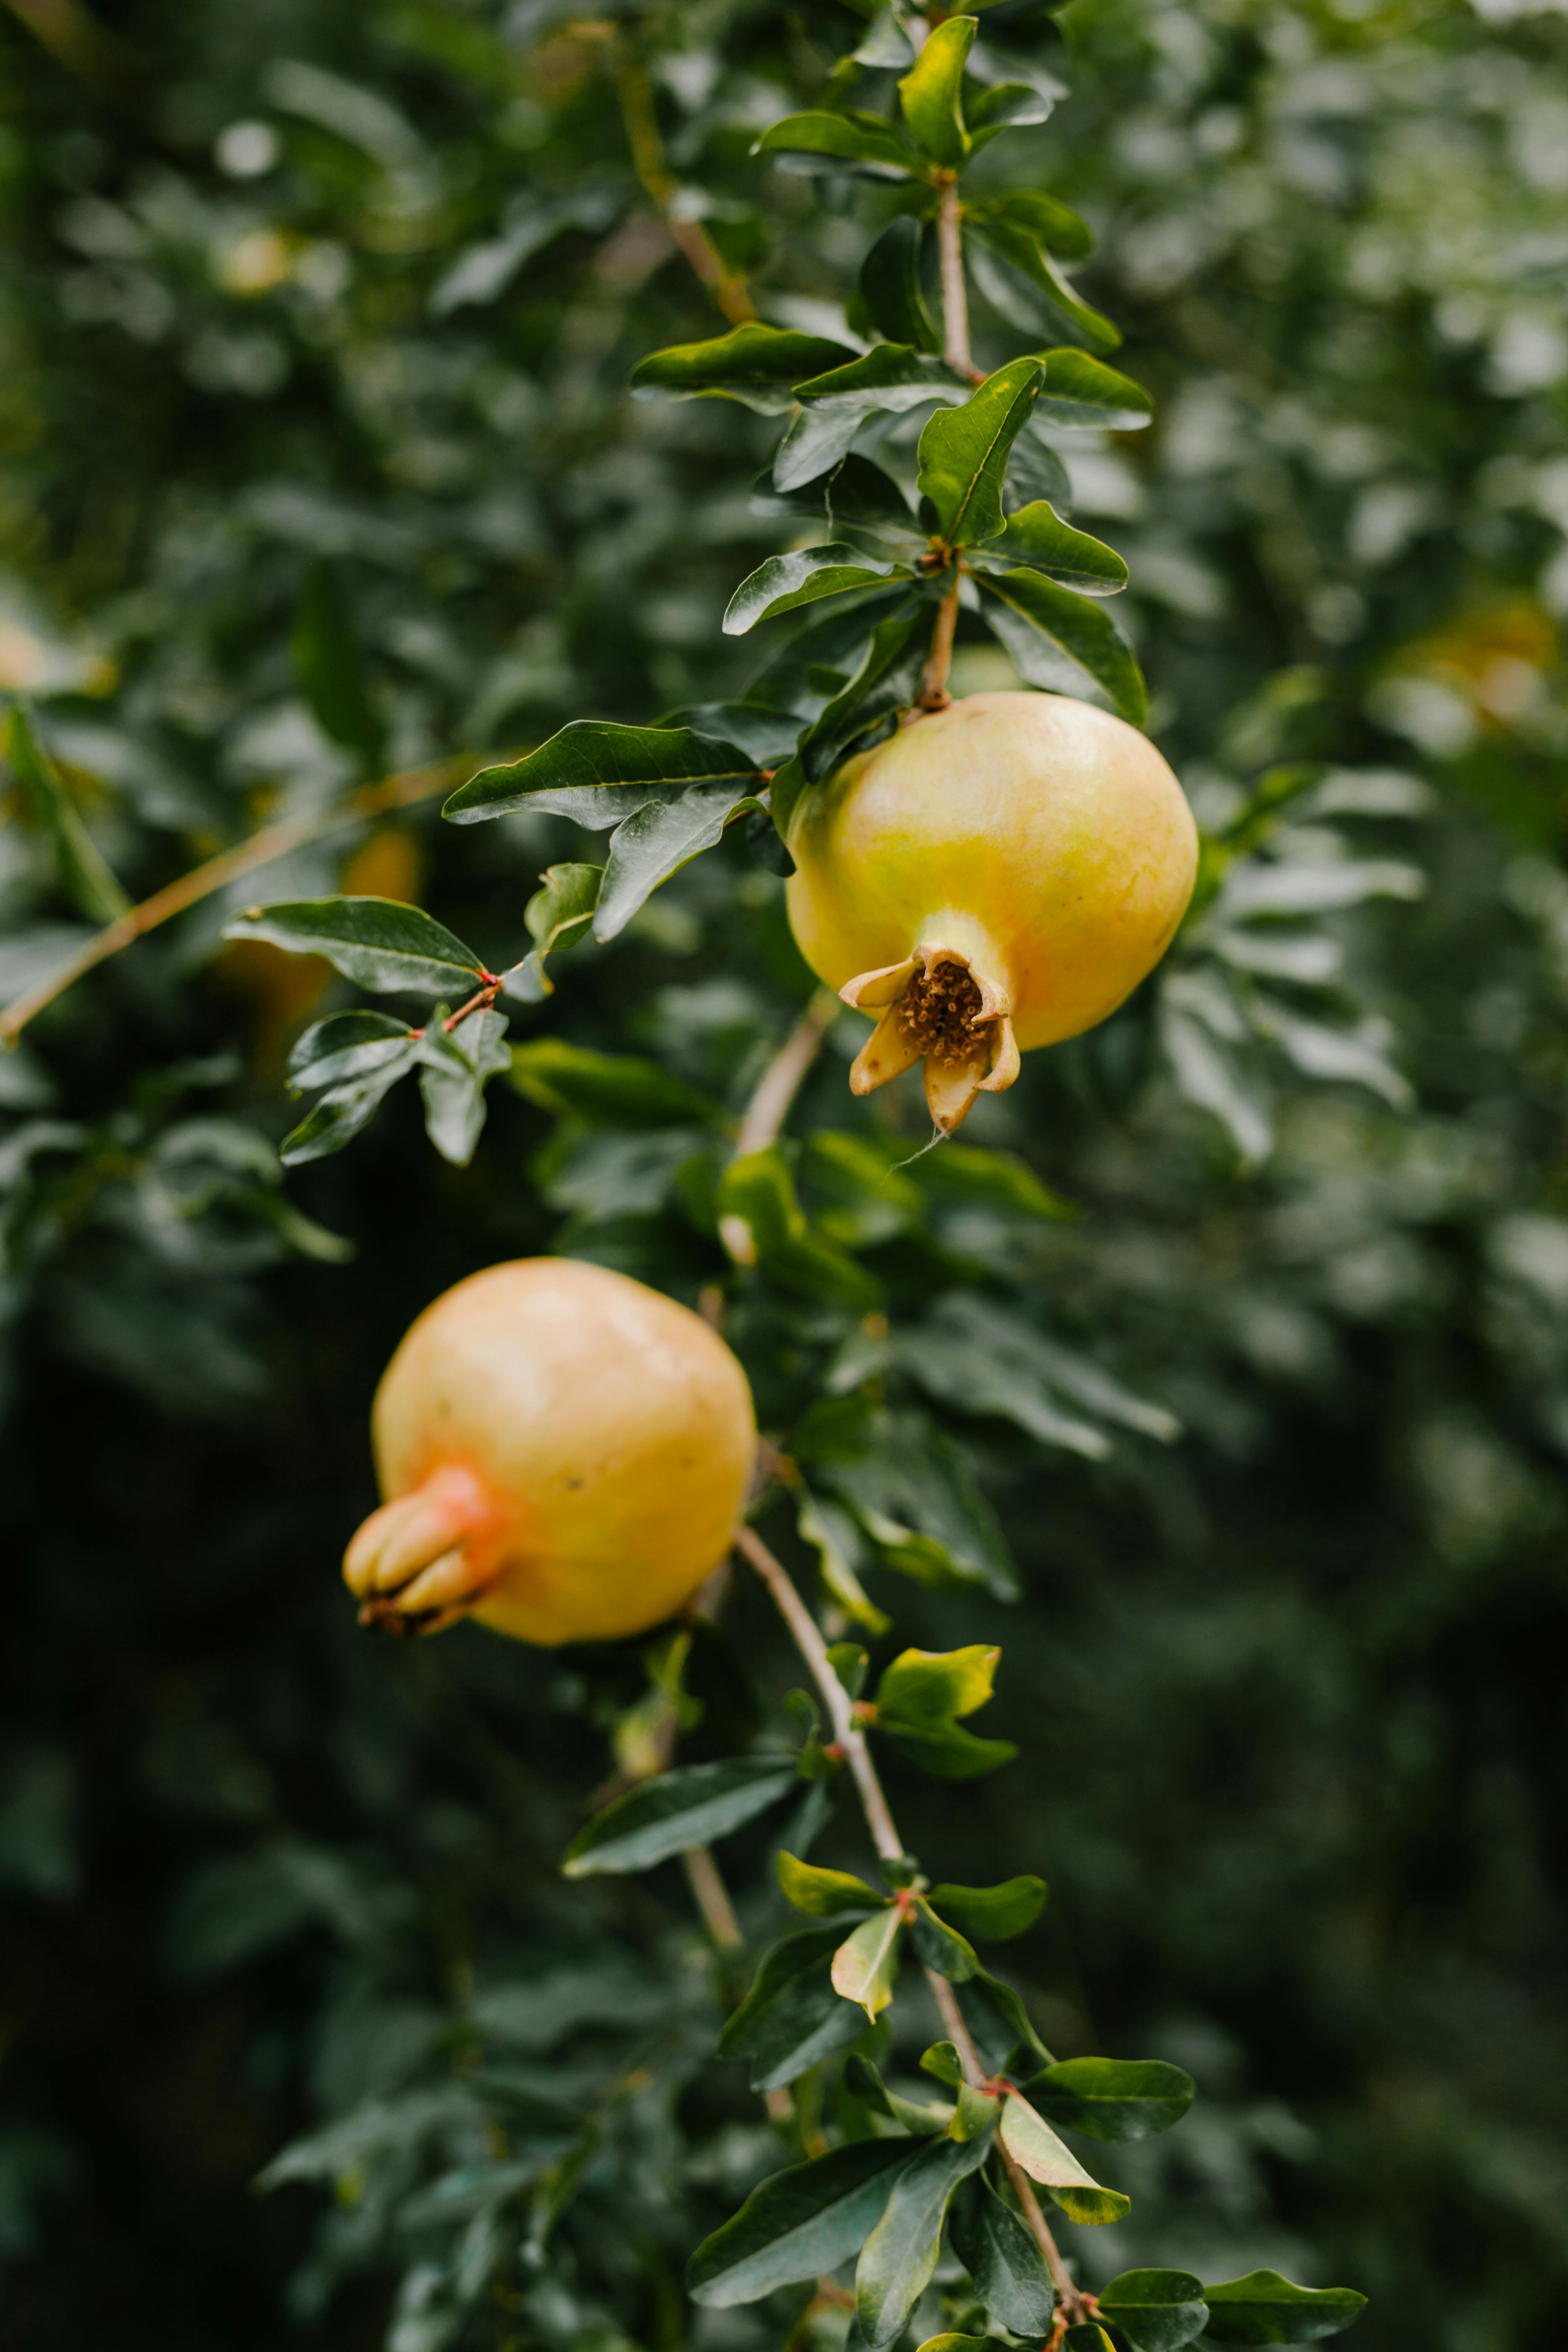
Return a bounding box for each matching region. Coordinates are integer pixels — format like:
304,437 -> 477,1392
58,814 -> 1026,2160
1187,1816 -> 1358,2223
717,989 -> 839,1266
734,1523 -> 1091,2320
936,177 -> 977,379
918,575 -> 961,710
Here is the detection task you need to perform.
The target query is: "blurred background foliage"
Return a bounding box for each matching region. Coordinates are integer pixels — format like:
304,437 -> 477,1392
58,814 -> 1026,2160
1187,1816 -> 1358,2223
1,1 -> 1566,2349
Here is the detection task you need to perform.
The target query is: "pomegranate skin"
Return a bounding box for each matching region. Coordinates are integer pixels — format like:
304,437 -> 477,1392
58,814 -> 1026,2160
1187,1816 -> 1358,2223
347,1259 -> 756,1646
786,691 -> 1197,1070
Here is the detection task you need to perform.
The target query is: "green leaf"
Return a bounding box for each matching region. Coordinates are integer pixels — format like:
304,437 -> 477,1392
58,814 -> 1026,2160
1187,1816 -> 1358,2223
997,2092 -> 1130,2225
687,2138 -> 921,2306
718,1148 -> 881,1307
755,109 -> 921,179
967,81 -> 1056,148
1201,2273 -> 1368,2345
562,1756 -> 798,1877
918,359 -> 1043,547
630,322 -> 860,413
832,1906 -> 903,2020
823,1412 -> 1019,1602
3,704 -> 129,924
800,606 -> 932,784
658,702 -> 802,764
909,1141 -> 1078,1220
843,2053 -> 955,2137
926,1296 -> 1181,1444
969,189 -> 1093,264
974,568 -> 1146,725
827,1643 -> 869,1700
982,503 -> 1127,594
856,2129 -> 993,2352
444,720 -> 763,832
954,1964 -> 1052,2073
949,2170 -> 1057,2337
222,897 -> 485,996
776,1849 -> 879,1916
1036,348 -> 1153,430
966,217 -> 1121,350
287,1009 -> 414,1093
825,454 -> 922,535
1007,420 -> 1075,514
716,1922 -> 868,2090
854,217 -> 939,353
595,779 -> 768,937
927,1876 -> 1047,1940
503,863 -> 602,1003
880,1717 -> 1018,1780
897,14 -> 975,166
290,558 -> 387,775
745,585 -> 918,716
279,1053 -> 417,1165
1094,2269 -> 1209,2352
1027,2056 -> 1195,2143
507,1037 -> 719,1130
797,1487 -> 892,1635
724,545 -> 906,636
415,1008 -> 511,1167
876,1645 -> 1001,1723
776,348 -> 969,492
920,2042 -> 963,2089
909,1897 -> 978,1982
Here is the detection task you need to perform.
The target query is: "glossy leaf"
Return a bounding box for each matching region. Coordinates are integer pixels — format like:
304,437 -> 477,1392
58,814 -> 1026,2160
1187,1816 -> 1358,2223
856,2130 -> 993,2352
630,322 -> 859,413
444,720 -> 763,830
897,14 -> 975,165
745,586 -> 918,719
415,1008 -> 511,1167
3,704 -> 129,924
968,81 -> 1056,147
502,863 -> 602,1003
716,1923 -> 868,2091
800,605 -> 932,784
879,1715 -> 1018,1780
776,1849 -> 879,1916
687,2138 -> 921,2306
754,109 -> 920,178
596,778 -> 768,938
1028,2056 -> 1195,2143
927,1875 -> 1047,1940
1006,420 -> 1075,514
1094,2269 -> 1209,2352
949,2170 -> 1057,2337
288,1009 -> 413,1093
967,216 -> 1121,349
954,1965 -> 1052,2073
983,502 -> 1128,593
843,2053 -> 955,2137
854,217 -> 940,353
724,544 -> 905,636
823,1413 -> 1019,1601
1201,2273 -> 1368,2345
910,1141 -> 1078,1220
797,1486 -> 892,1635
223,897 -> 485,996
918,359 -> 1043,547
998,2092 -> 1130,2224
975,567 -> 1147,724
832,1906 -> 903,2020
875,1645 -> 1000,1723
279,1052 -> 417,1166
506,1037 -> 717,1129
659,702 -> 802,764
561,1756 -> 797,1878
825,454 -> 921,534
932,1295 -> 1180,1443
1037,348 -> 1153,430
909,1897 -> 978,1982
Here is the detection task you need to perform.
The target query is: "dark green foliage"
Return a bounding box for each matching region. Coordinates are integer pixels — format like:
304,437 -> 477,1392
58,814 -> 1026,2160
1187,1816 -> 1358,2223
2,0 -> 1566,2348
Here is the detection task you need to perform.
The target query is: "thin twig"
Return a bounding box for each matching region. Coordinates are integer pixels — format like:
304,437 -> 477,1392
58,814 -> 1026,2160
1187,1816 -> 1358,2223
606,44 -> 754,325
719,988 -> 838,1265
917,577 -> 961,711
735,1522 -> 1094,2325
0,750 -> 479,1047
683,1845 -> 745,1951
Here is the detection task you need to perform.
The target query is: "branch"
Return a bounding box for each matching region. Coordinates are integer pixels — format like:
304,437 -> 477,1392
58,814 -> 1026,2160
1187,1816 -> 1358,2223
718,988 -> 838,1266
936,178 -> 978,380
0,748 -> 480,1048
606,44 -> 754,325
735,1522 -> 1094,2326
916,576 -> 961,711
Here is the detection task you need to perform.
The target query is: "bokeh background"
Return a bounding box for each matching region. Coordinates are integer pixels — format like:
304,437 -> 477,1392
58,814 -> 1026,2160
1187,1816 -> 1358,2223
2,3 -> 1566,2348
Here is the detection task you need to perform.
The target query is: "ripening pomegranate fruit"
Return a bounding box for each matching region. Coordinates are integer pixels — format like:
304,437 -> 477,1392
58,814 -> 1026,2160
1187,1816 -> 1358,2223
344,1259 -> 757,1645
785,692 -> 1198,1133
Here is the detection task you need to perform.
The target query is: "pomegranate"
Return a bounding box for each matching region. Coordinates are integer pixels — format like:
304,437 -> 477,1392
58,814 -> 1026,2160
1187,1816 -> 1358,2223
785,692 -> 1198,1132
344,1259 -> 757,1645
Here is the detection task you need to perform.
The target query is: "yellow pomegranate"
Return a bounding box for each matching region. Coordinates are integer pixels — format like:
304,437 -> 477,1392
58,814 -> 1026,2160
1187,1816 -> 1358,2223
785,692 -> 1198,1133
343,1259 -> 757,1645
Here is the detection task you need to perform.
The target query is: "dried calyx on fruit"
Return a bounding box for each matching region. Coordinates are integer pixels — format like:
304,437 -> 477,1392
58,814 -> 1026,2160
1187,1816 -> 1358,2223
343,1258 -> 756,1646
786,691 -> 1199,1133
